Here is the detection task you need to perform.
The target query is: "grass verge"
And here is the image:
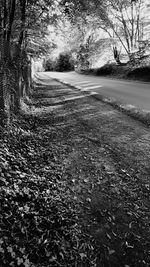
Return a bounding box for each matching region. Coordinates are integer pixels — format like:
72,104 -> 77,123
91,94 -> 150,127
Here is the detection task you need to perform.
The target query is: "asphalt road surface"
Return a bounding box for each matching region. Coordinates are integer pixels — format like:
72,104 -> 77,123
38,71 -> 150,111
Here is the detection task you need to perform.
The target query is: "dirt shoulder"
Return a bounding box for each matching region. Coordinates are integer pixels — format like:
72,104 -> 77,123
1,77 -> 150,267
52,74 -> 150,127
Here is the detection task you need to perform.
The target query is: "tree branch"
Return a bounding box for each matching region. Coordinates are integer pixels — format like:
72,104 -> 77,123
110,22 -> 129,55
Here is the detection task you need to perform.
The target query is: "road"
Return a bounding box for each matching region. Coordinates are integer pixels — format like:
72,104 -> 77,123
38,71 -> 150,111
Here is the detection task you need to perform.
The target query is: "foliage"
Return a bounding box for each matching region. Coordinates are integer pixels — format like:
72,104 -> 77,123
47,16 -> 89,66
104,0 -> 148,58
48,14 -> 114,70
60,0 -> 105,24
1,77 -> 150,266
94,63 -> 117,75
1,71 -> 150,266
0,0 -> 63,127
43,53 -> 74,72
55,53 -> 75,72
127,66 -> 150,79
0,114 -> 97,267
77,60 -> 150,82
43,58 -> 56,71
61,0 -> 150,62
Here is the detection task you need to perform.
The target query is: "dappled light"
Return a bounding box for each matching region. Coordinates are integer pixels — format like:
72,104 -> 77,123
0,1 -> 150,266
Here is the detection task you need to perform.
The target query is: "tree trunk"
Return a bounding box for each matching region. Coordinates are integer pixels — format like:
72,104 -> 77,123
13,66 -> 21,113
0,40 -> 11,127
113,46 -> 121,65
0,68 -> 6,128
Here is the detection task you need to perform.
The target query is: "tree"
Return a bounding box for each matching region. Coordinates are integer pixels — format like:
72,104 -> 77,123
0,0 -> 59,127
104,0 -> 146,60
47,14 -> 107,69
0,0 -> 22,126
61,0 -> 149,63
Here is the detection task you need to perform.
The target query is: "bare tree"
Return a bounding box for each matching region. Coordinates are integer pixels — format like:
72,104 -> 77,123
62,0 -> 149,63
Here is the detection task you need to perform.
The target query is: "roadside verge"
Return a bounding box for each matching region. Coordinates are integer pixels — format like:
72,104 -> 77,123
52,77 -> 150,127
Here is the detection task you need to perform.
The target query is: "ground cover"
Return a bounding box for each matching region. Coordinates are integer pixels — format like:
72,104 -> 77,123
0,78 -> 150,267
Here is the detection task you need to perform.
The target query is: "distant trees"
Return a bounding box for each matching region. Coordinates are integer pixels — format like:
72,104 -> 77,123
44,52 -> 74,72
55,53 -> 74,71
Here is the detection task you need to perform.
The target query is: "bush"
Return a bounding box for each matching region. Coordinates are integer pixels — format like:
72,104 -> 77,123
95,63 -> 117,75
44,53 -> 74,72
43,58 -> 55,71
54,53 -> 74,72
127,66 -> 150,79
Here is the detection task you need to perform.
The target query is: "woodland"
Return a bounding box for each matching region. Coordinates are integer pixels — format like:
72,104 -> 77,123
0,0 -> 150,126
0,1 -> 150,266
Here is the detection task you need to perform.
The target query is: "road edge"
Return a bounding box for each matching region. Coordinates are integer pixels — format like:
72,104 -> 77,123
52,77 -> 150,127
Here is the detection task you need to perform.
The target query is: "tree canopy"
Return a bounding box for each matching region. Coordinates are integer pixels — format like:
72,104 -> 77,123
0,0 -> 60,58
59,0 -> 150,60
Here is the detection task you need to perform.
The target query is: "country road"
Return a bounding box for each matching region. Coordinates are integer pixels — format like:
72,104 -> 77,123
37,71 -> 150,111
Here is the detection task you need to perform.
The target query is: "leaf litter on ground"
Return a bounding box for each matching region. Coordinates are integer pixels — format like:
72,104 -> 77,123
0,115 -> 98,267
1,80 -> 150,267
